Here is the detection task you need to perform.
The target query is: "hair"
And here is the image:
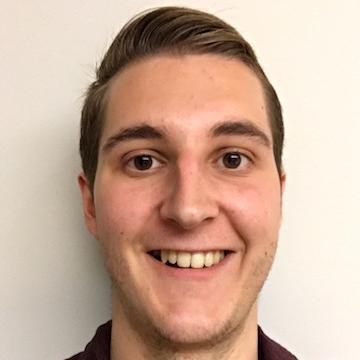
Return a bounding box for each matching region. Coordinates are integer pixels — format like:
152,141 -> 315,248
80,6 -> 284,192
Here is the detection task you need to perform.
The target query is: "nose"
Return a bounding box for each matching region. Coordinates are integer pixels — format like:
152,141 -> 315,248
160,164 -> 219,230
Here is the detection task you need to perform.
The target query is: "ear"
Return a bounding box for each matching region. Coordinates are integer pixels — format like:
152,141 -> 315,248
78,172 -> 98,238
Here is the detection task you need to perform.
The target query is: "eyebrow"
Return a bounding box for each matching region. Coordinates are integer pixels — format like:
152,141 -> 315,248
211,120 -> 271,148
102,124 -> 165,153
102,119 -> 271,153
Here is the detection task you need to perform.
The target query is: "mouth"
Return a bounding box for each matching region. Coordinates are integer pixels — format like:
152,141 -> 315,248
147,249 -> 232,269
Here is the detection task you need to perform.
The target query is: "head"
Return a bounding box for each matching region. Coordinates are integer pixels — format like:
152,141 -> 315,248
78,6 -> 285,356
80,6 -> 284,194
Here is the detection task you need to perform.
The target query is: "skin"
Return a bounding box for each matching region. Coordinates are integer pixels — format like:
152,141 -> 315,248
79,54 -> 285,360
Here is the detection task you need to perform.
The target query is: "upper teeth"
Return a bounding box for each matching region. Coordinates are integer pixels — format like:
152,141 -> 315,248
160,250 -> 225,268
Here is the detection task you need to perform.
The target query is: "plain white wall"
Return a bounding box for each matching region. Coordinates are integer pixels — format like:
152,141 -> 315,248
1,1 -> 359,359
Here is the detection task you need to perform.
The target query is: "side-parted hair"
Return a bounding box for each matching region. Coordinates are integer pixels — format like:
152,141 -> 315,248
80,6 -> 284,192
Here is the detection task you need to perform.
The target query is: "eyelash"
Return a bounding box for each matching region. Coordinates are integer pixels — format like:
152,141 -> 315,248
216,150 -> 252,170
124,153 -> 164,172
122,150 -> 252,173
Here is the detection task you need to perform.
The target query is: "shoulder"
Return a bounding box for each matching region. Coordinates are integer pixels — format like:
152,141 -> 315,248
65,321 -> 112,360
258,326 -> 298,360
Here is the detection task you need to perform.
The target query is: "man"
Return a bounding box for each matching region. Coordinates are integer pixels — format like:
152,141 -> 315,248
68,6 -> 297,360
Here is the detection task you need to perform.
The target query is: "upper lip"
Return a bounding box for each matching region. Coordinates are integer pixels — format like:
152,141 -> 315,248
146,247 -> 236,253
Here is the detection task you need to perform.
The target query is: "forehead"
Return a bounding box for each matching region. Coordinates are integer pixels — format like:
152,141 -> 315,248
102,54 -> 271,144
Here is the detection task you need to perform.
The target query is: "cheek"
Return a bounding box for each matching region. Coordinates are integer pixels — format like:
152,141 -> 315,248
222,181 -> 282,245
92,180 -> 149,283
93,176 -> 162,242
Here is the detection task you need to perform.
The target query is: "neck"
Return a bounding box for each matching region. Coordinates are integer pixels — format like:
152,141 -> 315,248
110,290 -> 258,360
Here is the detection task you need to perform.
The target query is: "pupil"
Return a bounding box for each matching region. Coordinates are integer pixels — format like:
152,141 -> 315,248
134,155 -> 152,170
224,153 -> 241,168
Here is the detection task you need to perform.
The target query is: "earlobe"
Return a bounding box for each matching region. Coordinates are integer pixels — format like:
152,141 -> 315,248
78,172 -> 98,238
280,170 -> 286,195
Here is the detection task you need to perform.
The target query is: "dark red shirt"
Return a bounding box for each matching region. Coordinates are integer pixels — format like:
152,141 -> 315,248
67,321 -> 297,360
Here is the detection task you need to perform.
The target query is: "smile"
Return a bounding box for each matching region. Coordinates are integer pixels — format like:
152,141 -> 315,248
148,250 -> 231,269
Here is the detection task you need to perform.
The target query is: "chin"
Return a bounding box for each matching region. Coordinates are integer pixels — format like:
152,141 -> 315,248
151,308 -> 240,347
157,320 -> 222,345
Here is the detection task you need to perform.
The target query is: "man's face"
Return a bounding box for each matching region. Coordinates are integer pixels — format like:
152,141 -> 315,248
79,54 -> 285,344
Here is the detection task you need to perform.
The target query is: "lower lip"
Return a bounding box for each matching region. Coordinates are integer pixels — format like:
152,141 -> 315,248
146,252 -> 236,281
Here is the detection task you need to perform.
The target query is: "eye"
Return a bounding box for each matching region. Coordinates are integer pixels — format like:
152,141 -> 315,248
126,154 -> 162,171
220,151 -> 250,169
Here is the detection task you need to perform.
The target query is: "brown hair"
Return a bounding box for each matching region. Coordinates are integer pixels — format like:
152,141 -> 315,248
80,6 -> 284,192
